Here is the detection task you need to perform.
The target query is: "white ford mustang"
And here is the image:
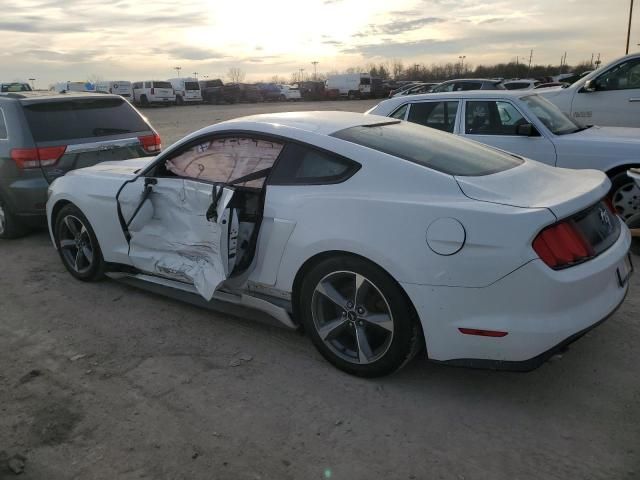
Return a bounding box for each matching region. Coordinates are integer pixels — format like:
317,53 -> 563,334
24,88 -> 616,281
46,111 -> 632,377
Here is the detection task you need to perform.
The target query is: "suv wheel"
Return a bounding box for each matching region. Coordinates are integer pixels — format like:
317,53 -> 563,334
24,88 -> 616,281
140,95 -> 149,107
299,255 -> 422,377
176,95 -> 184,106
0,196 -> 28,239
54,204 -> 105,281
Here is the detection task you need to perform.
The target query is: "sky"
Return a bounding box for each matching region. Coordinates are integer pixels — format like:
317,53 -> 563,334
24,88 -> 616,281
1,0 -> 638,87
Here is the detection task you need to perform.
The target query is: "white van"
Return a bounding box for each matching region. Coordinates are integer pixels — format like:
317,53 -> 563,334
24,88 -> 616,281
132,80 -> 176,107
540,53 -> 640,127
326,73 -> 372,99
168,78 -> 202,105
95,81 -> 132,100
51,81 -> 89,93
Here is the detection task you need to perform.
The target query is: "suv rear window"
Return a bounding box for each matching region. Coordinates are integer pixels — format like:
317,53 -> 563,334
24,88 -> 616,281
185,82 -> 200,90
22,98 -> 150,142
332,121 -> 523,176
152,81 -> 172,89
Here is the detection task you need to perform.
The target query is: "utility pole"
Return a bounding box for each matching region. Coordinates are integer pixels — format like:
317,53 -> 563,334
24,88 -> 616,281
528,49 -> 533,76
590,53 -> 594,67
311,61 -> 319,80
458,56 -> 465,75
192,72 -> 198,79
28,78 -> 35,90
174,66 -> 182,77
626,0 -> 635,54
299,68 -> 305,82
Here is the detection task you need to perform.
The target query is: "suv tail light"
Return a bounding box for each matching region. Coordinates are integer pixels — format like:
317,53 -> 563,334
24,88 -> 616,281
138,133 -> 162,154
11,146 -> 67,169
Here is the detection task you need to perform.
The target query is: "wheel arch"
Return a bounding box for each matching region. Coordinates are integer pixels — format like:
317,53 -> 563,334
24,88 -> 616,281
49,199 -> 72,241
290,250 -> 422,337
605,163 -> 640,183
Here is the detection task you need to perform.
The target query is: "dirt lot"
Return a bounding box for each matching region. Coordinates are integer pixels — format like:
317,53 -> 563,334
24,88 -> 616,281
1,101 -> 639,480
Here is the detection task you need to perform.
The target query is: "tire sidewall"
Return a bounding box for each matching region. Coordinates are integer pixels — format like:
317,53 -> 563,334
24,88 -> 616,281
54,204 -> 105,281
0,195 -> 27,239
610,170 -> 640,220
626,212 -> 640,256
299,255 -> 420,377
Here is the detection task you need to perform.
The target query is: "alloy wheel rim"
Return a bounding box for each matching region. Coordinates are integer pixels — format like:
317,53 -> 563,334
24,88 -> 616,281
311,270 -> 394,365
0,203 -> 6,236
59,215 -> 94,274
612,180 -> 640,220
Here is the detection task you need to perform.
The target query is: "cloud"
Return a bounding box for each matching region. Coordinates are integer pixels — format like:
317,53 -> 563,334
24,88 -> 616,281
0,21 -> 86,33
167,47 -> 227,61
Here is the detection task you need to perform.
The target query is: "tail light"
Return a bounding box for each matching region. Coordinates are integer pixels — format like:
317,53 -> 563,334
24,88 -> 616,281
533,220 -> 594,269
138,133 -> 162,154
11,146 -> 67,169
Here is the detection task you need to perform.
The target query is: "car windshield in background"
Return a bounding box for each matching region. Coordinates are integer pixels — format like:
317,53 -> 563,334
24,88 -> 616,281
153,81 -> 172,89
185,82 -> 200,90
520,94 -> 581,135
22,98 -> 149,142
332,121 -> 523,176
1,83 -> 32,92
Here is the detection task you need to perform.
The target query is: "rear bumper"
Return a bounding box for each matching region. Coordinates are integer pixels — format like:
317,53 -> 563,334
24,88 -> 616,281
1,174 -> 49,218
402,221 -> 631,369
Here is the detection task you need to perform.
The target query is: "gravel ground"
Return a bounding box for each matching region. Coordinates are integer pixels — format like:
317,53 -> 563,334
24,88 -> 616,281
1,101 -> 639,480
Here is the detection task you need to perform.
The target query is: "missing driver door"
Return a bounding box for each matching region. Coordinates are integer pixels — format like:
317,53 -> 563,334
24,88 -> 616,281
117,176 -> 235,300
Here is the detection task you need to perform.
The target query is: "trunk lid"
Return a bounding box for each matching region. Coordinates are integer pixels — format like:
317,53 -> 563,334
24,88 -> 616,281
455,159 -> 610,219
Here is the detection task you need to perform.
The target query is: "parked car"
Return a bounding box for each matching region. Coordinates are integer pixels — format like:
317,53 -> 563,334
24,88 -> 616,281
534,82 -> 569,89
368,90 -> 640,219
94,81 -> 133,100
0,91 -> 160,238
132,81 -> 175,107
237,84 -> 263,103
46,111 -> 630,377
296,81 -> 326,101
388,81 -> 421,97
392,82 -> 438,97
199,79 -> 241,104
503,80 -> 541,90
539,53 -> 640,127
257,83 -> 282,102
51,81 -> 90,93
277,84 -> 301,101
326,73 -> 373,99
431,79 -> 505,92
1,82 -> 32,94
168,78 -> 202,105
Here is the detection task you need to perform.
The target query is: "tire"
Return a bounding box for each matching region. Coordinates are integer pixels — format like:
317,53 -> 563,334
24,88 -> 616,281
176,95 -> 184,106
279,95 -> 287,102
54,204 -> 105,281
140,95 -> 149,107
610,170 -> 640,220
299,255 -> 422,377
626,213 -> 640,256
0,196 -> 28,239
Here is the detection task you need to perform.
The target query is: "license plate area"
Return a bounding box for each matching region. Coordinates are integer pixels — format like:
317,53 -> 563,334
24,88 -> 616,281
617,253 -> 633,287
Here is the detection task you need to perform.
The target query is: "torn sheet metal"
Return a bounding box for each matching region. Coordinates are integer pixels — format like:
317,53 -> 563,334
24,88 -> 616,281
166,137 -> 282,187
119,178 -> 233,301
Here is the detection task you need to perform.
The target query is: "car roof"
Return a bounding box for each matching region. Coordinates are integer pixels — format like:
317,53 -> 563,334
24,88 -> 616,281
218,111 -> 395,135
383,89 -> 532,105
0,91 -> 123,103
440,78 -> 501,83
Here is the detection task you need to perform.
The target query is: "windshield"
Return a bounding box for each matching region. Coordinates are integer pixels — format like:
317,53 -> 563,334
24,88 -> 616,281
520,94 -> 582,135
332,121 -> 522,176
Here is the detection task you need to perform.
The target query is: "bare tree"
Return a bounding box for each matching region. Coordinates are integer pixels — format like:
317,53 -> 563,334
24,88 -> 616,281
227,67 -> 246,84
270,75 -> 287,84
391,59 -> 404,80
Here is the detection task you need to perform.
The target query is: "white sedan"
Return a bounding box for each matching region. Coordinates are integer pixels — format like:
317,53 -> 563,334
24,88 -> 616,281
367,91 -> 640,219
46,112 -> 631,377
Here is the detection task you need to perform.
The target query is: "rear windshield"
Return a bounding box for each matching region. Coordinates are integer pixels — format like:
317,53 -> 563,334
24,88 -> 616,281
185,82 -> 200,90
1,83 -> 31,92
332,121 -> 523,176
152,81 -> 172,89
22,98 -> 150,142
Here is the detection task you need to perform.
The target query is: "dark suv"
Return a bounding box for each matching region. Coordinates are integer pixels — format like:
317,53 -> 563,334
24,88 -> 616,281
0,92 -> 160,238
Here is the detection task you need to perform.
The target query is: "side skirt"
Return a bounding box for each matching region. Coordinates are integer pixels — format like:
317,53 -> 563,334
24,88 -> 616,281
106,272 -> 297,330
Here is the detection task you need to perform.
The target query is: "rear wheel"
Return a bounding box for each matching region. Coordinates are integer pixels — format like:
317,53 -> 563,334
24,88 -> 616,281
610,171 -> 640,220
54,204 -> 105,281
176,95 -> 184,106
299,255 -> 422,377
0,196 -> 28,239
140,95 -> 149,107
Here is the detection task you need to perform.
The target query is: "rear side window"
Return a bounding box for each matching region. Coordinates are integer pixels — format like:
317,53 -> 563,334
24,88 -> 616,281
332,121 -> 522,177
407,101 -> 459,133
455,82 -> 482,91
22,98 -> 150,142
269,143 -> 360,185
0,108 -> 7,139
153,81 -> 172,89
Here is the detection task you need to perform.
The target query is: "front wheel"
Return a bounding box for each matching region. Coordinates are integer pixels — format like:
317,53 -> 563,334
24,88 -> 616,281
610,170 -> 640,220
299,255 -> 422,377
54,204 -> 105,281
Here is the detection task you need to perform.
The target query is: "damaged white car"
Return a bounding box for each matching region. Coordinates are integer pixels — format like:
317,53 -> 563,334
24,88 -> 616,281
47,112 -> 632,377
